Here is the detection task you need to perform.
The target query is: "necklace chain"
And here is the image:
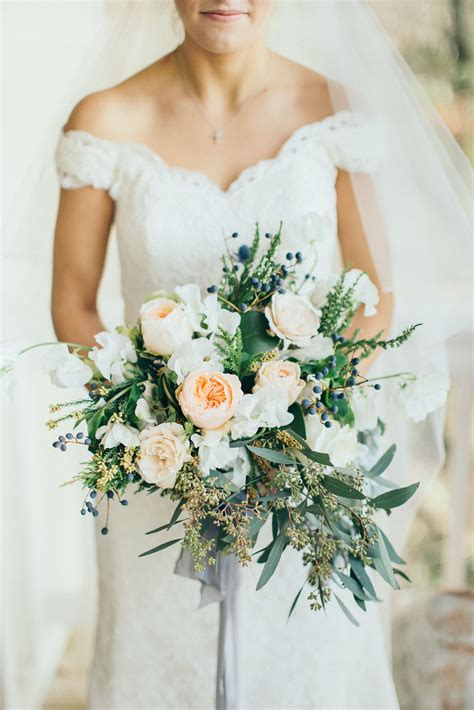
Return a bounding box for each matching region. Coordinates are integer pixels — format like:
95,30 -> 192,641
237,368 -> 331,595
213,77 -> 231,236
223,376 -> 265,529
174,47 -> 271,145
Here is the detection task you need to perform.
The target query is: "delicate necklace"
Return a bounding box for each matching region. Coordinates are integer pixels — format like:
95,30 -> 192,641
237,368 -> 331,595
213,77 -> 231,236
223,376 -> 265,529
174,48 -> 271,145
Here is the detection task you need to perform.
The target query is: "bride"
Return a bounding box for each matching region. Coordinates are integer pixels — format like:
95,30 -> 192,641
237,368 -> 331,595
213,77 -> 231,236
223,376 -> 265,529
46,1 -> 469,709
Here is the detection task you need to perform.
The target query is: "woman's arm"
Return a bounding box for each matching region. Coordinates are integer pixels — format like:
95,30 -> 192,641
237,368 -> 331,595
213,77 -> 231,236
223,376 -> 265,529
336,169 -> 394,370
51,94 -> 121,348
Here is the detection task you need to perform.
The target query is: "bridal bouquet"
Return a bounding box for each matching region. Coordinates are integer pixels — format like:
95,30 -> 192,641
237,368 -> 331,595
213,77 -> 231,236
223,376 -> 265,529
31,224 -> 437,624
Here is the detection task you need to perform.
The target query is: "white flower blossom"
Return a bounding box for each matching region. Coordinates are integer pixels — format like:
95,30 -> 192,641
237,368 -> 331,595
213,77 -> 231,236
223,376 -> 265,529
288,334 -> 334,362
168,338 -> 223,384
42,343 -> 93,388
305,415 -> 365,468
230,386 -> 293,440
191,429 -> 250,486
90,331 -> 137,384
96,419 -> 141,449
350,386 -> 379,431
345,269 -> 379,317
175,284 -> 240,338
397,372 -> 449,423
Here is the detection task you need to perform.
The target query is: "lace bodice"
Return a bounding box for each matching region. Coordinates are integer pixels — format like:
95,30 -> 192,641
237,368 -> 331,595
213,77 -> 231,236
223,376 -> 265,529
55,111 -> 378,324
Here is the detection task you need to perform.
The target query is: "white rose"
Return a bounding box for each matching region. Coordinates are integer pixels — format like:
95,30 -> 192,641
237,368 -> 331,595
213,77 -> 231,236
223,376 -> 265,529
138,422 -> 192,489
350,386 -> 378,431
168,338 -> 223,384
230,386 -> 293,440
265,292 -> 320,347
288,334 -> 334,362
253,360 -> 304,405
90,330 -> 137,384
96,419 -> 141,449
42,343 -> 93,388
397,372 -> 449,423
305,416 -> 364,468
140,298 -> 194,357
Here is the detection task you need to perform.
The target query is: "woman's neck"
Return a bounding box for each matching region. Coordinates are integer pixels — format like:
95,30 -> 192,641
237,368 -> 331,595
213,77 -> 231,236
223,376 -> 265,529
174,37 -> 271,112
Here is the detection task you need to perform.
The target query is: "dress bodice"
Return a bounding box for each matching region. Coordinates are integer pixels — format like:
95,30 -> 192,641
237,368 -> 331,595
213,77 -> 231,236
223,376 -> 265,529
55,110 -> 377,324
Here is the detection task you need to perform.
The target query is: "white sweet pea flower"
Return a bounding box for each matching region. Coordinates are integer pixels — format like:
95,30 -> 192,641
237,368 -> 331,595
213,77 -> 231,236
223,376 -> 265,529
230,386 -> 294,440
309,275 -> 337,310
345,269 -> 379,317
176,284 -> 240,338
350,386 -> 379,431
397,372 -> 449,423
288,334 -> 334,362
305,415 -> 364,468
42,343 -> 93,388
135,397 -> 156,428
191,428 -> 250,486
96,418 -> 141,449
168,338 -> 223,384
90,331 -> 137,384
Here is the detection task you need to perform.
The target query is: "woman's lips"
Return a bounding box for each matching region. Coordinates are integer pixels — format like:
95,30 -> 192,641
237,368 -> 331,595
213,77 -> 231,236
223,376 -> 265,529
201,10 -> 248,22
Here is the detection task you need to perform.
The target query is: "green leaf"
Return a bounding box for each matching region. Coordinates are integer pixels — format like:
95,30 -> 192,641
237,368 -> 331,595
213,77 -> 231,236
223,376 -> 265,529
322,475 -> 366,500
285,429 -> 332,466
146,518 -> 186,536
256,532 -> 288,590
375,528 -> 399,589
139,538 -> 182,557
305,503 -> 325,516
369,444 -> 396,477
371,482 -> 419,511
334,592 -> 360,627
285,403 -> 306,438
229,433 -> 265,448
335,570 -> 373,601
239,310 -> 278,355
379,528 -> 406,565
257,490 -> 290,503
394,568 -> 412,583
354,596 -> 367,612
349,557 -> 378,600
287,581 -> 306,622
247,445 -> 296,466
124,383 -> 143,427
247,514 -> 268,539
167,499 -> 185,531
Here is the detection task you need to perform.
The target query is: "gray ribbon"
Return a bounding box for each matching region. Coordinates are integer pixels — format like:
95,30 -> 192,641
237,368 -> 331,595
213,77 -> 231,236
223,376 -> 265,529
174,526 -> 243,710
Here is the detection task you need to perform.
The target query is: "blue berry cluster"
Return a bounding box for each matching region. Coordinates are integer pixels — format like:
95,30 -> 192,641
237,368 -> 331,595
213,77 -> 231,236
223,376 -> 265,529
52,431 -> 91,451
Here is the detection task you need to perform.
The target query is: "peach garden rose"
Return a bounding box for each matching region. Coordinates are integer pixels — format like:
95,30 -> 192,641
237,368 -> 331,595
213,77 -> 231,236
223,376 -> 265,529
177,369 -> 243,430
138,422 -> 191,489
264,292 -> 320,347
253,359 -> 305,405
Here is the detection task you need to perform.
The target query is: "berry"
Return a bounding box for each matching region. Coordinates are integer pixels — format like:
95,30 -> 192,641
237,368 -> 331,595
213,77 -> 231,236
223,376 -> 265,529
65,432 -> 74,440
251,277 -> 259,286
80,508 -> 86,516
313,385 -> 322,394
101,527 -> 108,535
278,288 -> 286,294
126,473 -> 134,482
308,407 -> 316,415
60,444 -> 67,452
316,371 -> 324,379
322,367 -> 329,376
84,438 -> 92,445
233,265 -> 239,272
76,432 -> 84,439
374,383 -> 382,390
304,274 -> 311,280
295,251 -> 303,262
315,401 -> 323,409
52,441 -> 60,448
237,244 -> 250,262
239,303 -> 248,312
90,490 -> 97,499
231,231 -> 239,238
92,509 -> 99,518
321,412 -> 329,421
337,336 -> 345,343
302,398 -> 312,408
347,377 -> 356,386
90,383 -> 97,390
106,490 -> 114,499
86,501 -> 93,510
265,232 -> 272,238
351,357 -> 360,365
324,420 -> 332,428
58,435 -> 65,442
337,392 -> 345,400
120,499 -> 129,506
262,283 -> 271,293
281,265 -> 289,276
330,405 -> 338,413
207,285 -> 218,293
286,252 -> 294,261
351,368 -> 359,376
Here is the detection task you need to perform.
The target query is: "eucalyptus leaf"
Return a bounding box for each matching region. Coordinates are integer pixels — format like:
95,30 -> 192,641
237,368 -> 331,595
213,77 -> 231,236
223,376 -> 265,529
167,499 -> 185,531
285,403 -> 306,438
334,593 -> 360,627
335,570 -> 373,601
247,445 -> 296,466
375,528 -> 399,589
287,581 -> 306,622
371,482 -> 419,511
369,444 -> 396,477
379,528 -> 406,564
349,557 -> 378,599
256,532 -> 288,590
394,568 -> 412,583
322,475 -> 366,500
139,538 -> 182,557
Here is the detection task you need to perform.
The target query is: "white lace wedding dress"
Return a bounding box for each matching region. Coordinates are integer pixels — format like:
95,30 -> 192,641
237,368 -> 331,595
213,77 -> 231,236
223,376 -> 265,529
55,111 -> 399,710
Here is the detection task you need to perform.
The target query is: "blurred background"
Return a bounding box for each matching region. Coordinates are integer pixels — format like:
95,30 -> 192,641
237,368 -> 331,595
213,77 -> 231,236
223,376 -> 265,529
2,1 -> 473,709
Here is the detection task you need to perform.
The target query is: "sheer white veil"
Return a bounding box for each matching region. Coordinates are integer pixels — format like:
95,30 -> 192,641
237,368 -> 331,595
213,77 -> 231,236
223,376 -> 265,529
2,1 -> 472,706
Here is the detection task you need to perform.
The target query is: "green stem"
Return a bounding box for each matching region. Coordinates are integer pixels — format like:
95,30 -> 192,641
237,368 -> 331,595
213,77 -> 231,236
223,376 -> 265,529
20,341 -> 93,354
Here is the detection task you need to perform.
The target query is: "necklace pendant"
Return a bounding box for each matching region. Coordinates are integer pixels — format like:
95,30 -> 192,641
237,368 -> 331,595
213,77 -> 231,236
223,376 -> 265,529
213,129 -> 223,144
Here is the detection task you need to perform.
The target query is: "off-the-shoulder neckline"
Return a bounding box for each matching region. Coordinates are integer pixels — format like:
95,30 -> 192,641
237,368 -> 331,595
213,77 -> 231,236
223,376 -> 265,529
61,109 -> 358,195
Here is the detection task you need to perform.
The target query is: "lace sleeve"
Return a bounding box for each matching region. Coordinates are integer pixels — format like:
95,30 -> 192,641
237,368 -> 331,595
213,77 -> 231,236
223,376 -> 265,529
55,129 -> 120,194
320,111 -> 384,172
